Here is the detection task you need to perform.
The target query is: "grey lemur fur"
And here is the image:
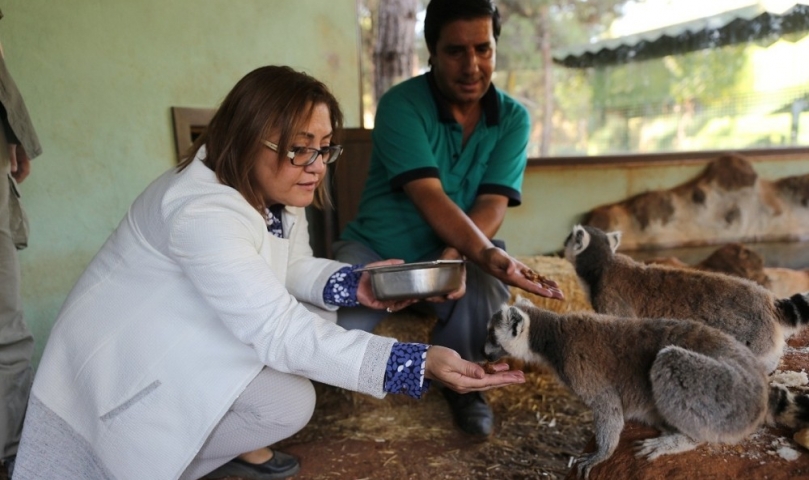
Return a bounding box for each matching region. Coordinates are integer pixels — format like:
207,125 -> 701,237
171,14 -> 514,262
564,224 -> 809,429
484,299 -> 768,479
564,224 -> 809,373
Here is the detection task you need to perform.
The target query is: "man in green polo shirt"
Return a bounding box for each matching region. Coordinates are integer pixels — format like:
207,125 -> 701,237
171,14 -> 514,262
335,0 -> 563,437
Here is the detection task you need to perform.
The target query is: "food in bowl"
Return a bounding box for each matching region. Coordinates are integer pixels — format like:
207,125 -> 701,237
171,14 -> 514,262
358,260 -> 465,301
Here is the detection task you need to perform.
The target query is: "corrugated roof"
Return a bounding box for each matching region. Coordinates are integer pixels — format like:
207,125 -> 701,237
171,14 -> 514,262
553,2 -> 809,68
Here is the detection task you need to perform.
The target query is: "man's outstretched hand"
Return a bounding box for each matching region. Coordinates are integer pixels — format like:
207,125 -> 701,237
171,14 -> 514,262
478,246 -> 564,300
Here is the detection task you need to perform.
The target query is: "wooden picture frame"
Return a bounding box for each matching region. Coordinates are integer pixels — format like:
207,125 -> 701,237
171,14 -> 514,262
171,106 -> 215,161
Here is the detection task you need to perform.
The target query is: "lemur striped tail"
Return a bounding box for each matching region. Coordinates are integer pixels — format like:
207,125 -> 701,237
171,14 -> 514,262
768,385 -> 809,430
774,293 -> 809,331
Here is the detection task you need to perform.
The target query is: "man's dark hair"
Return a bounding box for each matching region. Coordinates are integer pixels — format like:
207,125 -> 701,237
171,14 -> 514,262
424,0 -> 501,55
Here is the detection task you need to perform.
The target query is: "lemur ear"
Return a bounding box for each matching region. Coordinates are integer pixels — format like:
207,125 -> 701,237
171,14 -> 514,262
607,231 -> 622,253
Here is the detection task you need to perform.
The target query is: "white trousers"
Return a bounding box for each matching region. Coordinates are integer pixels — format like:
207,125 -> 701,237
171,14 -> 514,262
180,302 -> 332,479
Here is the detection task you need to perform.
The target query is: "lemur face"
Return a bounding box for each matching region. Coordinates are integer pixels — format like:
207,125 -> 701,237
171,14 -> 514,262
564,225 -> 622,264
484,304 -> 529,362
564,225 -> 590,263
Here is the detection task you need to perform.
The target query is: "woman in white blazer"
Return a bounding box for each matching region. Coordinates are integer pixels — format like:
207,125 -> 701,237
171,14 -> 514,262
12,66 -> 526,480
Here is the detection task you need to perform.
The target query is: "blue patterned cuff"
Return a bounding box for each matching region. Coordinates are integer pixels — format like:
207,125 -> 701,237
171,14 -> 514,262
384,342 -> 431,399
265,205 -> 284,238
323,265 -> 363,307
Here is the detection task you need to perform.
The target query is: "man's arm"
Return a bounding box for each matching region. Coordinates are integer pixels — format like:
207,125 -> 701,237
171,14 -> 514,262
466,193 -> 508,240
403,177 -> 499,263
402,178 -> 562,299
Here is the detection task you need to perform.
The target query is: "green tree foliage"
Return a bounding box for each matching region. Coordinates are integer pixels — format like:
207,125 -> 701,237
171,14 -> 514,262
497,0 -> 628,156
589,44 -> 751,153
359,1 -> 799,155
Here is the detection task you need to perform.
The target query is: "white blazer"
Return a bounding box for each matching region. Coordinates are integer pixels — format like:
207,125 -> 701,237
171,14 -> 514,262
29,150 -> 394,479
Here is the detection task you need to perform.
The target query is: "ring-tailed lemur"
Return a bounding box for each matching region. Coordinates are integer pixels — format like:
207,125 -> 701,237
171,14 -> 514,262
484,299 -> 769,479
563,224 -> 809,373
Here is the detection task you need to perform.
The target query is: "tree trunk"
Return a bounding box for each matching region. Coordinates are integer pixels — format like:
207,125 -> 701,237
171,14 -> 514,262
539,4 -> 553,157
373,0 -> 417,104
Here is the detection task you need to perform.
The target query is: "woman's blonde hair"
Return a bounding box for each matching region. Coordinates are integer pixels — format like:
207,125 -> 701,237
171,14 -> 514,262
178,65 -> 343,211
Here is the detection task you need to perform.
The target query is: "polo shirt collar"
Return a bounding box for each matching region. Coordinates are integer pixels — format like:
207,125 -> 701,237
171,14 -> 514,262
426,70 -> 500,127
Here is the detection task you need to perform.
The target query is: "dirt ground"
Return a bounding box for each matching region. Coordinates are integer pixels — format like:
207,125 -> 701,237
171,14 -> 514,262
266,331 -> 809,480
191,254 -> 809,479
273,365 -> 594,480
0,364 -> 592,480
266,257 -> 597,480
4,257 -> 807,479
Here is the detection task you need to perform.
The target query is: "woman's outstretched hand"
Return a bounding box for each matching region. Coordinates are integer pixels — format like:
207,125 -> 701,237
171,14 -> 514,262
424,346 -> 524,394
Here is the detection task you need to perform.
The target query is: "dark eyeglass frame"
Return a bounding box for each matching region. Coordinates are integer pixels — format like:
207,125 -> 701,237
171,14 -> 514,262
262,140 -> 343,166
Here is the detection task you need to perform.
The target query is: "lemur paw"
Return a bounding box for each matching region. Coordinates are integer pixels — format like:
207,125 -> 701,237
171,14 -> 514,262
634,438 -> 664,461
635,433 -> 699,461
574,452 -> 606,480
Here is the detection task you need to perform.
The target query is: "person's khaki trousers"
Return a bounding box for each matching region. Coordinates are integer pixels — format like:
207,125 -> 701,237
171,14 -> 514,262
0,129 -> 34,459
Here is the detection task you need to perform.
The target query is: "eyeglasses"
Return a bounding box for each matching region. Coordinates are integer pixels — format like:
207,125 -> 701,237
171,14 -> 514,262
262,140 -> 343,166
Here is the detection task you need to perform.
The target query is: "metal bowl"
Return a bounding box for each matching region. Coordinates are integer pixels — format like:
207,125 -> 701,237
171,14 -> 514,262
358,260 -> 465,301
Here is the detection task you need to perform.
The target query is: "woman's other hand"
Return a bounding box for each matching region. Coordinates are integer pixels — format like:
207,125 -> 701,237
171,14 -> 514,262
425,247 -> 467,303
424,346 -> 524,394
356,259 -> 417,312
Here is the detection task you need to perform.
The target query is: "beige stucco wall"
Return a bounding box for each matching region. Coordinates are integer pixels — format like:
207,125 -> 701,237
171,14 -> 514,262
2,0 -> 362,364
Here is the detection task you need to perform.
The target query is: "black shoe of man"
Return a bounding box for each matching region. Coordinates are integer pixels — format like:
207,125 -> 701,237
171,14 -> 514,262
442,389 -> 493,437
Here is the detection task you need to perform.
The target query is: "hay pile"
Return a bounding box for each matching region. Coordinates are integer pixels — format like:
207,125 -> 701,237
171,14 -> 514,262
373,308 -> 437,344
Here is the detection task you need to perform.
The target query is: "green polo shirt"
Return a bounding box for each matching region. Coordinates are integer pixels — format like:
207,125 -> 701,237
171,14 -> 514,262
341,72 -> 530,262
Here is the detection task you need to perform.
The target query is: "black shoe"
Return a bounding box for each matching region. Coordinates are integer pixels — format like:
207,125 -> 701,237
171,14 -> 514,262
442,389 -> 493,437
2,455 -> 15,478
203,450 -> 300,480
